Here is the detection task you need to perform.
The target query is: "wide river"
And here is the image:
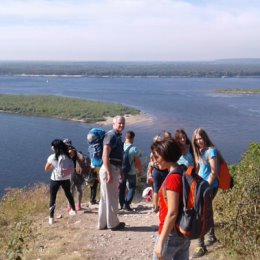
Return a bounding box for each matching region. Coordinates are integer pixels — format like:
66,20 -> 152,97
0,76 -> 259,195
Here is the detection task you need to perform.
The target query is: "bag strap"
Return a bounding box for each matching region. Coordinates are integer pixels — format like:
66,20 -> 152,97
161,166 -> 184,208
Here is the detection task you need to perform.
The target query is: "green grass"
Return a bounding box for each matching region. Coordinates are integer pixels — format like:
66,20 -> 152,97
0,183 -> 93,260
0,94 -> 140,123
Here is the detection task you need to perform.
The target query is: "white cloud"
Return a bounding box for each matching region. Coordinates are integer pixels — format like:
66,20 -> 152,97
0,0 -> 260,61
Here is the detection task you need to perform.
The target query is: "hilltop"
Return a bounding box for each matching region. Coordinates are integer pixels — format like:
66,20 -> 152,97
1,144 -> 259,260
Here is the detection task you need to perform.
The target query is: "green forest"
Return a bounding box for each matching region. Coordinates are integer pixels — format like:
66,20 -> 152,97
0,95 -> 139,123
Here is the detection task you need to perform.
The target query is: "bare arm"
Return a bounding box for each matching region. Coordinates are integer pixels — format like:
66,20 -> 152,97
134,156 -> 142,176
207,156 -> 218,186
102,144 -> 112,183
154,190 -> 179,259
44,162 -> 53,172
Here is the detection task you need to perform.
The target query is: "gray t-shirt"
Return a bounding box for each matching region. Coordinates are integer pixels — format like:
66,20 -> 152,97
103,129 -> 124,165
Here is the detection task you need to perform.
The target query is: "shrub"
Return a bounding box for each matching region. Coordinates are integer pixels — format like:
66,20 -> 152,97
214,143 -> 260,259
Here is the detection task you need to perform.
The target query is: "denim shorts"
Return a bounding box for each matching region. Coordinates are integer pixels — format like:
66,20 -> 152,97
153,231 -> 190,260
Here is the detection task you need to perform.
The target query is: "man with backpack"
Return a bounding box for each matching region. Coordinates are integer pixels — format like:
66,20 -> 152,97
119,131 -> 142,211
97,115 -> 126,231
87,128 -> 106,205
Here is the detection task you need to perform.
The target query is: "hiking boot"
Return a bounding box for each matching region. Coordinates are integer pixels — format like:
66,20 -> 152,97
111,222 -> 125,231
192,246 -> 207,258
69,209 -> 77,216
205,237 -> 218,247
90,200 -> 98,205
125,204 -> 133,211
49,217 -> 54,225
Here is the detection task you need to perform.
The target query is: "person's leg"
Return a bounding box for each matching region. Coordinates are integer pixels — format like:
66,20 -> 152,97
61,180 -> 76,211
49,180 -> 60,218
153,232 -> 190,260
206,188 -> 218,245
68,181 -> 75,211
106,165 -> 120,229
118,177 -> 127,209
90,179 -> 98,204
97,166 -> 108,229
76,184 -> 83,210
125,174 -> 136,209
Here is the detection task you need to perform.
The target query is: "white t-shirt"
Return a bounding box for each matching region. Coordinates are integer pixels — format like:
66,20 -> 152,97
47,154 -> 72,181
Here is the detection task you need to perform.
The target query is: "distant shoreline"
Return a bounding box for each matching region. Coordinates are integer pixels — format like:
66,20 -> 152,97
96,112 -> 155,126
9,74 -> 260,79
215,88 -> 260,94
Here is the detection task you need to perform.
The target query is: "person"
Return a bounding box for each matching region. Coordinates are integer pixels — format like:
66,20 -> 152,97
152,134 -> 169,213
88,168 -> 99,205
97,115 -> 126,230
63,139 -> 85,211
174,129 -> 194,169
44,139 -> 76,225
146,152 -> 155,186
191,128 -> 220,258
151,138 -> 190,260
119,130 -> 142,211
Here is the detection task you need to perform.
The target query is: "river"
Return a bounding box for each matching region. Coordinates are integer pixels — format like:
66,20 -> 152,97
0,75 -> 259,195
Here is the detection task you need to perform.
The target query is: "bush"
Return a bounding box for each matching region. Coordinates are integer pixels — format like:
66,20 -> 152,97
214,143 -> 260,259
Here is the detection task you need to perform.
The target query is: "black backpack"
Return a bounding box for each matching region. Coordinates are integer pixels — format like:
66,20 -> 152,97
122,144 -> 133,175
161,166 -> 214,240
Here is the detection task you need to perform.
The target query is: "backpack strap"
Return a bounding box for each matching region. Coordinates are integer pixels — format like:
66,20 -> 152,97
161,166 -> 183,208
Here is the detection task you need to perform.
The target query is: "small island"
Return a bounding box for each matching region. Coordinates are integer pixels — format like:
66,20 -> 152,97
0,94 -> 140,123
215,88 -> 260,94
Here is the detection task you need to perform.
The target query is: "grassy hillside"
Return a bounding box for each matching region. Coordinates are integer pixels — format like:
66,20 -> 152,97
0,143 -> 259,259
214,143 -> 260,260
0,95 -> 139,123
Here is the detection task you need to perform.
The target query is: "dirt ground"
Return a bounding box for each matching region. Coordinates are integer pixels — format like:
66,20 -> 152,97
30,199 -> 222,260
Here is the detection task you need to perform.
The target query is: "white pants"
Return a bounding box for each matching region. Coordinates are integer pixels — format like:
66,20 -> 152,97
97,164 -> 121,229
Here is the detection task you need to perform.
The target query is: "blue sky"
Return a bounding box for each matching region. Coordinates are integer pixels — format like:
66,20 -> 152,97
1,0 -> 260,61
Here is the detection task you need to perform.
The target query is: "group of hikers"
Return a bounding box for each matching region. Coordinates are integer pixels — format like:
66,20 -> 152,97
44,115 -> 226,260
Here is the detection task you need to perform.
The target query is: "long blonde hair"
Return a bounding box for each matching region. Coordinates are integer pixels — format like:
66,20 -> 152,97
192,128 -> 224,166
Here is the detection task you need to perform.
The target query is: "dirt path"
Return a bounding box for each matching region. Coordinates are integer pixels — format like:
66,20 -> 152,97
31,201 -> 221,260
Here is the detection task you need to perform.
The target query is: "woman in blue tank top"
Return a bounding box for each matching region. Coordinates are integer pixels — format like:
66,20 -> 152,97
191,128 -> 223,258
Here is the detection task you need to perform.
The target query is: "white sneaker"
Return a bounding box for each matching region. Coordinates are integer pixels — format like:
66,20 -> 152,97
69,210 -> 77,216
49,217 -> 54,224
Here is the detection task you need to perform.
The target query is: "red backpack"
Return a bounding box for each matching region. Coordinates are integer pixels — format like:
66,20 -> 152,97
218,161 -> 233,190
161,166 -> 214,239
206,149 -> 233,190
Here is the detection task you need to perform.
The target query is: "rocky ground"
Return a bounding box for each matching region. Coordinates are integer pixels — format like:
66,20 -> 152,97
30,200 -> 222,260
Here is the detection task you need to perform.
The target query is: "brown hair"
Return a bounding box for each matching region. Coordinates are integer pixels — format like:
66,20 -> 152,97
151,138 -> 181,163
174,129 -> 191,146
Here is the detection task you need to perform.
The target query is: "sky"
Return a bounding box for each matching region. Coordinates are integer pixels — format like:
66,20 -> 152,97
1,0 -> 260,61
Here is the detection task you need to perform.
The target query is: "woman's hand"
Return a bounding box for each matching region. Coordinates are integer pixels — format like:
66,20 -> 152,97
154,239 -> 164,260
